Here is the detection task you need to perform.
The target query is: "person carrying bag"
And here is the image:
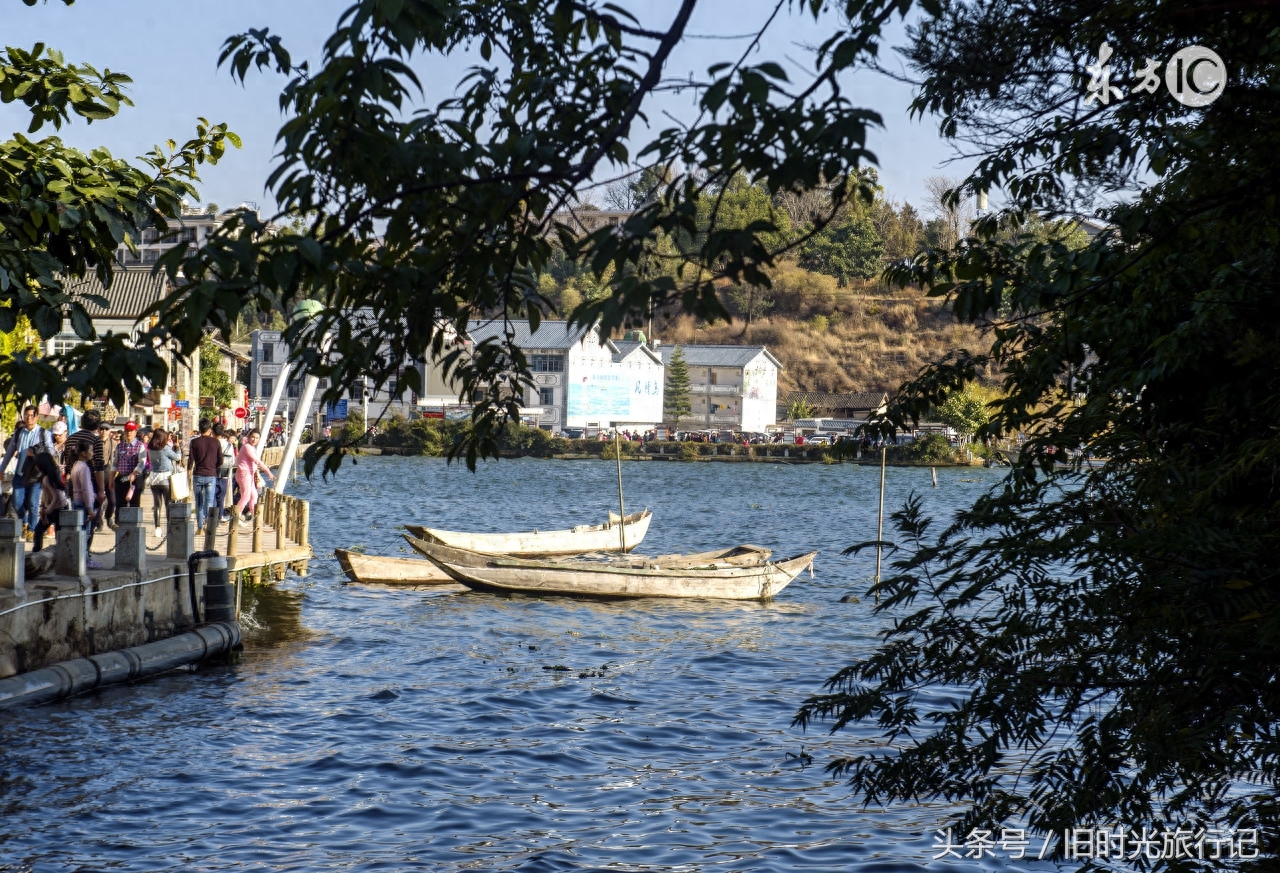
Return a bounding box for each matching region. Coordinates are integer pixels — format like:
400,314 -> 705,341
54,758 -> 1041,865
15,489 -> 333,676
145,428 -> 182,539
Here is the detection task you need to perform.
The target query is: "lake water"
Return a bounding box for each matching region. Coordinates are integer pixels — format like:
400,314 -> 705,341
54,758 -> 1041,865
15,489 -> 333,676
0,457 -> 1057,872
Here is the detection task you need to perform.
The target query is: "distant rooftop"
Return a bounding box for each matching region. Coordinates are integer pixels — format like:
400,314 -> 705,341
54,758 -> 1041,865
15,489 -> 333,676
608,340 -> 663,366
656,343 -> 782,370
465,318 -> 597,350
62,269 -> 169,320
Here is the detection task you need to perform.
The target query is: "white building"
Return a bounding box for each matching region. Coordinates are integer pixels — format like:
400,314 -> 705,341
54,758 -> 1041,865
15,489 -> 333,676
465,320 -> 665,432
248,325 -> 458,428
657,344 -> 781,433
114,203 -> 257,267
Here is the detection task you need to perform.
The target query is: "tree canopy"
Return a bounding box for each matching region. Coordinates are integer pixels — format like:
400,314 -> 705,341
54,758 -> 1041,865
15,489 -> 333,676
198,336 -> 236,409
0,16 -> 237,410
797,213 -> 884,284
796,1 -> 1280,867
663,346 -> 691,430
144,0 -> 903,471
934,384 -> 987,439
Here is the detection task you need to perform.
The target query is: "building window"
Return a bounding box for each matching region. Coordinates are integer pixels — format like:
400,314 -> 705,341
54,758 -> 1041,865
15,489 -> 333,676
538,387 -> 555,406
710,370 -> 718,385
142,249 -> 159,264
389,372 -> 400,397
530,354 -> 565,372
260,378 -> 273,399
178,227 -> 198,243
287,380 -> 301,398
262,344 -> 274,363
52,336 -> 87,357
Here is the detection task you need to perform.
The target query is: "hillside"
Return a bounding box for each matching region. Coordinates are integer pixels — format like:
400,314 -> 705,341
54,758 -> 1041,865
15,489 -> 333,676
649,284 -> 994,399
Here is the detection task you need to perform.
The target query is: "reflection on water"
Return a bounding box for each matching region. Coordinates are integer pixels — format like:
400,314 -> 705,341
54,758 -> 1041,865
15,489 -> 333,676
0,458 -> 1064,872
238,583 -> 309,648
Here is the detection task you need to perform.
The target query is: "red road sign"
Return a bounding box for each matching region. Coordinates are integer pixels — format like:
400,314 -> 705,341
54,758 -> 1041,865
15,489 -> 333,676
234,407 -> 248,419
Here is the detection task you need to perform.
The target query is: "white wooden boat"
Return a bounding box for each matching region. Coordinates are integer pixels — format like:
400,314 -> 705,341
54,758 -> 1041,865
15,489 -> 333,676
407,537 -> 816,601
403,509 -> 652,557
335,548 -> 456,586
405,536 -> 772,570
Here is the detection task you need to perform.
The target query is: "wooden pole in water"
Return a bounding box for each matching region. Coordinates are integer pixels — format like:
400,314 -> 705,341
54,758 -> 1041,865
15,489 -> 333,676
615,431 -> 626,552
932,466 -> 938,488
876,446 -> 886,603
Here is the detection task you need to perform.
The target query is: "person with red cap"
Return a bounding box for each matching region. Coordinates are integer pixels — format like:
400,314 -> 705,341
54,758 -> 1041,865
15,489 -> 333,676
113,421 -> 148,511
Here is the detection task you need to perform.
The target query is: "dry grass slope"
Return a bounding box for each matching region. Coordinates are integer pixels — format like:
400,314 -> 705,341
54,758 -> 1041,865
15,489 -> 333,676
655,286 -> 992,397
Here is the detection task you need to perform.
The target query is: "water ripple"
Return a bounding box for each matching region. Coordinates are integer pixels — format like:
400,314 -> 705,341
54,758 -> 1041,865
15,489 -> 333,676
0,457 -> 1063,872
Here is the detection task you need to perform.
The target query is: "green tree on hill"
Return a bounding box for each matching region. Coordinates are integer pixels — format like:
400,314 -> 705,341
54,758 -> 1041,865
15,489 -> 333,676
798,214 -> 885,284
664,347 -> 692,431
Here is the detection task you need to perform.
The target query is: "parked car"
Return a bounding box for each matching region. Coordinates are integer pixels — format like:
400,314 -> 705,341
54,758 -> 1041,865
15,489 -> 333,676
560,427 -> 584,439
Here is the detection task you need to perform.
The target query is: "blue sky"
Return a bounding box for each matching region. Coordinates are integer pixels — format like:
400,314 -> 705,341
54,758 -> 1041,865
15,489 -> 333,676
2,0 -> 963,214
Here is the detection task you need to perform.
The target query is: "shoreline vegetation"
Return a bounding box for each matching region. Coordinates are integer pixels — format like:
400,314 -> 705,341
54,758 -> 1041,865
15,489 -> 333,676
350,417 -> 990,467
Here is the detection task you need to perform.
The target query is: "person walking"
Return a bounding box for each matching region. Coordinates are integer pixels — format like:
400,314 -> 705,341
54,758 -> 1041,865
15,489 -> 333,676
30,441 -> 68,553
0,405 -> 54,541
101,425 -> 119,529
146,428 -> 182,539
112,421 -> 147,513
62,409 -> 106,550
67,441 -> 102,569
213,422 -> 234,522
233,429 -> 274,526
50,420 -> 68,466
189,418 -> 222,531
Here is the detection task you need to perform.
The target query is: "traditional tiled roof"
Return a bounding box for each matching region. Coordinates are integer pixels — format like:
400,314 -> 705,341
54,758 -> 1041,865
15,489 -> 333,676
783,391 -> 888,410
655,344 -> 782,370
61,269 -> 168,319
609,340 -> 663,366
466,318 -> 597,350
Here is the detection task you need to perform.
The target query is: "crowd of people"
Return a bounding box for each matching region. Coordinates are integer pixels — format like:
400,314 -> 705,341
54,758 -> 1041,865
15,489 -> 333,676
0,407 -> 281,568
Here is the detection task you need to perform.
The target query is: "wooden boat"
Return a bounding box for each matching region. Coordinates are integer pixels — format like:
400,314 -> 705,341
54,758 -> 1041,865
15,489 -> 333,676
405,535 -> 772,570
335,548 -> 456,586
406,537 -> 816,601
403,509 -> 652,557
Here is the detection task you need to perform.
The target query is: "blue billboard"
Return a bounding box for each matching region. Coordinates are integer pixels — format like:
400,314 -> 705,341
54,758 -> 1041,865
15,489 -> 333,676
566,370 -> 663,424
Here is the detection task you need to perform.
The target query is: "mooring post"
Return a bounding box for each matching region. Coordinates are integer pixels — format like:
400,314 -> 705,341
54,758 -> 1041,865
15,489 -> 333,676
203,508 -> 219,552
276,500 -> 288,551
56,510 -> 86,577
114,506 -> 147,574
251,501 -> 263,554
298,501 -> 310,549
226,509 -> 240,559
166,502 -> 195,561
0,517 -> 25,592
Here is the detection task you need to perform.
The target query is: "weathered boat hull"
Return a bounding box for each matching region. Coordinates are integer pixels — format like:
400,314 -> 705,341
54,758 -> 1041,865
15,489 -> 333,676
403,536 -> 771,570
403,510 -> 652,556
408,538 -> 816,601
335,548 -> 456,586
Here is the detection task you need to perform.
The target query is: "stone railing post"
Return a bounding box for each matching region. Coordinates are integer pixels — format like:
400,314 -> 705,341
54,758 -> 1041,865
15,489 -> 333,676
166,501 -> 195,560
114,506 -> 147,574
0,517 -> 24,591
56,510 -> 86,577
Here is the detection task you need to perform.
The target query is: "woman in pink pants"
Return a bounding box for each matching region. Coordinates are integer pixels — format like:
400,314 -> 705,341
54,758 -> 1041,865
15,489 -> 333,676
234,429 -> 275,523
